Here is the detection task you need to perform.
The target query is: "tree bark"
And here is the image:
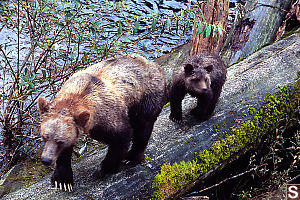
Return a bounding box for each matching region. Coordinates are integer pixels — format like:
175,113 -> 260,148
190,0 -> 229,56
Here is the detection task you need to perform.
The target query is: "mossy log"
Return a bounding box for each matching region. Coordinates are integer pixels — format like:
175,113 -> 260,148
152,83 -> 299,199
2,32 -> 300,200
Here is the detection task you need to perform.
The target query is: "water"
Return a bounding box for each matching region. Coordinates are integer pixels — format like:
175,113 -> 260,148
0,0 -> 239,64
0,0 -> 195,90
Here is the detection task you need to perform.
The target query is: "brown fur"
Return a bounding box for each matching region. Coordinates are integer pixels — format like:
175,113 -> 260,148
38,55 -> 167,188
169,53 -> 227,122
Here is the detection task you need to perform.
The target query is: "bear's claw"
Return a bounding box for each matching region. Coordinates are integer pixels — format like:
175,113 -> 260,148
54,181 -> 73,192
169,115 -> 183,124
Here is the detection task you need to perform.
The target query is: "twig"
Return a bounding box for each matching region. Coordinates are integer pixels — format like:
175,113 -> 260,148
186,163 -> 268,197
17,0 -> 20,80
288,174 -> 300,184
20,34 -> 41,72
0,45 -> 17,81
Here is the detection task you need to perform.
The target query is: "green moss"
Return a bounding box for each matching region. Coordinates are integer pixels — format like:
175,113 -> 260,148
145,155 -> 152,162
230,56 -> 248,66
151,82 -> 299,200
163,102 -> 170,108
212,124 -> 220,133
212,121 -> 228,133
23,159 -> 52,184
83,194 -> 96,200
186,137 -> 195,144
222,121 -> 227,127
282,27 -> 300,38
248,107 -> 256,115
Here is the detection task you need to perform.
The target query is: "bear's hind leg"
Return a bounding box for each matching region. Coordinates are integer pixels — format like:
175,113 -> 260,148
100,131 -> 131,174
126,119 -> 155,165
206,88 -> 223,119
169,86 -> 186,123
191,93 -> 213,121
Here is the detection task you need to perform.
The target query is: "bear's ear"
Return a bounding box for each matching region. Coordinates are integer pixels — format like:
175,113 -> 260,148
38,97 -> 50,115
184,64 -> 194,74
75,111 -> 90,127
205,65 -> 213,73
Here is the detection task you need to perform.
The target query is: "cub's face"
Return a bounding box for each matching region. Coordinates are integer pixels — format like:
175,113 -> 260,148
38,97 -> 90,166
184,63 -> 213,96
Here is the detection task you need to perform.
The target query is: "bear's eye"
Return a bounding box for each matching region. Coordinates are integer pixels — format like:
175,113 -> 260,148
41,136 -> 47,142
192,78 -> 200,82
41,135 -> 49,142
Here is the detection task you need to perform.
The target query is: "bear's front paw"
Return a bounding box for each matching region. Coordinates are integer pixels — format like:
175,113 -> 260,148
169,114 -> 183,124
51,166 -> 73,192
126,150 -> 144,165
190,108 -> 209,121
94,168 -> 111,181
100,159 -> 120,175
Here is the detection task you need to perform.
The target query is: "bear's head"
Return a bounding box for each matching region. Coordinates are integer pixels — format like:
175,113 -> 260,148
183,63 -> 213,97
38,97 -> 90,166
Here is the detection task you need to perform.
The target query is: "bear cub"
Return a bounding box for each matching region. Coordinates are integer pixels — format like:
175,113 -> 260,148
38,55 -> 167,191
169,53 -> 227,122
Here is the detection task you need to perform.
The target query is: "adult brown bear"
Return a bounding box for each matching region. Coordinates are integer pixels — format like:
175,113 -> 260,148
38,55 -> 167,191
169,53 -> 227,122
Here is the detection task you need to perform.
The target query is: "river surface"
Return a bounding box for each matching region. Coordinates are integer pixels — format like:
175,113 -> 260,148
0,0 -> 238,177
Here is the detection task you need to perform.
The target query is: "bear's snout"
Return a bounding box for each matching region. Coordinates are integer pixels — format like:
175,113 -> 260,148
41,157 -> 53,166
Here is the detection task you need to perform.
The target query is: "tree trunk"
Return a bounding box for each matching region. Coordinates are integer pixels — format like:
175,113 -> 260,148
220,0 -> 292,65
190,0 -> 229,56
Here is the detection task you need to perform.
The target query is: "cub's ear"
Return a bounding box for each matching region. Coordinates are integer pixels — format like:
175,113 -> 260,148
205,65 -> 213,73
184,64 -> 194,74
38,97 -> 50,115
75,111 -> 90,127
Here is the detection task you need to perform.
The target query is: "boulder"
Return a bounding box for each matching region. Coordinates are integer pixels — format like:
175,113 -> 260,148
2,31 -> 300,200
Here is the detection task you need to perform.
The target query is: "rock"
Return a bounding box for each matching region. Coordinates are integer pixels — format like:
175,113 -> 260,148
221,0 -> 292,65
2,31 -> 300,200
